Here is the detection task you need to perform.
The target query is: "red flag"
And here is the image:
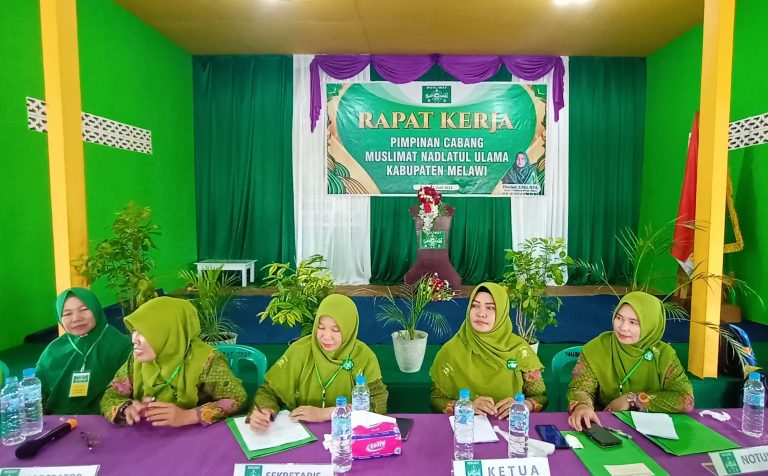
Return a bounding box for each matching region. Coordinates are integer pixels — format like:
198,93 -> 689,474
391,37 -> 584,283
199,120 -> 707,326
671,113 -> 699,275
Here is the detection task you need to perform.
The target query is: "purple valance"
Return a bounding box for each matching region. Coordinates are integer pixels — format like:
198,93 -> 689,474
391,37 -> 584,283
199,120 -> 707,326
309,54 -> 565,131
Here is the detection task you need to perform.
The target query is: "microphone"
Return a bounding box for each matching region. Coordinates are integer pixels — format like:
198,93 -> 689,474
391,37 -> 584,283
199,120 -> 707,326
15,418 -> 77,459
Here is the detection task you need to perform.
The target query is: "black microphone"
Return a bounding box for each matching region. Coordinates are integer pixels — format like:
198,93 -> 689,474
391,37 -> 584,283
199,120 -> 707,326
15,418 -> 77,459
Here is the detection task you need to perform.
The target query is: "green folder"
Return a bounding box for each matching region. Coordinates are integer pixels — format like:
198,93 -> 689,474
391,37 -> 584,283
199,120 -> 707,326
613,411 -> 740,456
226,417 -> 318,459
563,431 -> 669,476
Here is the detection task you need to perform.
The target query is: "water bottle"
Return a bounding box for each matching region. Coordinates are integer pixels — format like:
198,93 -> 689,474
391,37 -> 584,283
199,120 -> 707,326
21,368 -> 44,437
742,371 -> 765,437
351,375 -> 370,412
454,388 -> 474,461
1,377 -> 26,446
331,396 -> 352,473
508,393 -> 529,458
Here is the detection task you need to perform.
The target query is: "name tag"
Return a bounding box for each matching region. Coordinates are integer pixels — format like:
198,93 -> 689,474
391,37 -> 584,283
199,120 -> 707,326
453,458 -> 551,476
68,371 -> 91,398
710,445 -> 768,475
0,465 -> 100,476
233,464 -> 333,476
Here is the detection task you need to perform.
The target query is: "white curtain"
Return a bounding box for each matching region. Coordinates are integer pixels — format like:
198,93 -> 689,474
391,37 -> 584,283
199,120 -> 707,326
510,57 -> 570,250
292,55 -> 372,284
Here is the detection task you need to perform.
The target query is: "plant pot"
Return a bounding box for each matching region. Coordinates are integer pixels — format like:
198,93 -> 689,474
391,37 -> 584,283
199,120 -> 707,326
392,330 -> 429,373
529,341 -> 539,354
204,332 -> 238,345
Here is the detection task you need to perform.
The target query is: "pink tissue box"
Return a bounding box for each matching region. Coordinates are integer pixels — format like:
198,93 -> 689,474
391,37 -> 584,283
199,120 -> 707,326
351,420 -> 402,459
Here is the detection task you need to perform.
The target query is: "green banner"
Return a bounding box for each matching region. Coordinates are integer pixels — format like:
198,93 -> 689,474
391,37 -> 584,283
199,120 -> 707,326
326,82 -> 548,196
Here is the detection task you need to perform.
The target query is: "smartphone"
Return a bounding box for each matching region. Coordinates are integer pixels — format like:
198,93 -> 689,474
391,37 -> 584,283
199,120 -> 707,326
582,424 -> 622,448
396,417 -> 414,441
535,424 -> 569,449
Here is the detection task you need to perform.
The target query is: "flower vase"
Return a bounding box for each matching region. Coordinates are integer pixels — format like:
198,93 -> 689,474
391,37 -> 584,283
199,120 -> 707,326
404,205 -> 461,290
392,330 -> 429,373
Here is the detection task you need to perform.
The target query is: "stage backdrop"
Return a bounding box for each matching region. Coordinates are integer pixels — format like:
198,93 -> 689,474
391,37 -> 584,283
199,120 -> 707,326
326,82 -> 548,196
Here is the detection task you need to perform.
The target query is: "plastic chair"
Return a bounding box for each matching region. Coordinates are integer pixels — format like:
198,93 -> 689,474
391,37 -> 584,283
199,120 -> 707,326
549,345 -> 583,412
214,344 -> 268,396
0,359 -> 10,387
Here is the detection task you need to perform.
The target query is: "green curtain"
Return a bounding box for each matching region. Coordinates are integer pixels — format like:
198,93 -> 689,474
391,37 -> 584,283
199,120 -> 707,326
369,65 -> 512,285
192,56 -> 295,277
568,57 -> 646,284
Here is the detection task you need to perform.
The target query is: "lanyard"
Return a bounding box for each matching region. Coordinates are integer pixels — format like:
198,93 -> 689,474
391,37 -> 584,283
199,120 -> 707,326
618,350 -> 654,394
65,325 -> 109,372
314,365 -> 344,408
150,363 -> 182,398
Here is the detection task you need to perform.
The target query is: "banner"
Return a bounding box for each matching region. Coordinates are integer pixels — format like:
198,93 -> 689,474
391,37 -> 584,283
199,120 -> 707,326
326,82 -> 548,196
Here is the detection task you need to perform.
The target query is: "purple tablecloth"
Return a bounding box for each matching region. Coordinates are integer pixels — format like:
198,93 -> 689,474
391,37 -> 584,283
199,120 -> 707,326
0,410 -> 764,475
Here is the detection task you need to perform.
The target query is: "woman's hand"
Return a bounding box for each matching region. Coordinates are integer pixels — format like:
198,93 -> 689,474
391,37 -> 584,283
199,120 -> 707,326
290,405 -> 333,423
568,403 -> 601,431
248,407 -> 275,433
472,396 -> 496,416
494,397 -> 514,419
122,397 -> 154,425
603,395 -> 630,412
145,401 -> 199,427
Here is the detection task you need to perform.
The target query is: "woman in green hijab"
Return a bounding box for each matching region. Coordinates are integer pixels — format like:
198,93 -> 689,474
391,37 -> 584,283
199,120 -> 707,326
430,283 -> 547,418
100,297 -> 247,427
35,288 -> 132,415
502,151 -> 539,186
249,294 -> 387,432
567,291 -> 694,431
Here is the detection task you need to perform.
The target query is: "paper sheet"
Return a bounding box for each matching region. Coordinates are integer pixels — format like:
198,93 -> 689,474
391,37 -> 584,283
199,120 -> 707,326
233,410 -> 313,451
604,463 -> 654,476
630,411 -> 679,440
449,414 -> 499,443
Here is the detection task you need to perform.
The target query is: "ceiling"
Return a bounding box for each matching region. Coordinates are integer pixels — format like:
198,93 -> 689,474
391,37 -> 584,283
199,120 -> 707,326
114,0 -> 704,57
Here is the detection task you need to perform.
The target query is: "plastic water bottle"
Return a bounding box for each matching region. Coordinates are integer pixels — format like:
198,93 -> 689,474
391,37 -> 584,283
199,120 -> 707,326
1,377 -> 26,446
331,396 -> 352,473
454,388 -> 474,460
508,393 -> 529,458
742,371 -> 765,437
351,375 -> 370,411
21,368 -> 44,437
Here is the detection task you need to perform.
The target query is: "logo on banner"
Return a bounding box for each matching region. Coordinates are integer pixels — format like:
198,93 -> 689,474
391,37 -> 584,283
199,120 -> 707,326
464,461 -> 483,476
422,86 -> 451,103
419,231 -> 446,249
719,452 -> 741,474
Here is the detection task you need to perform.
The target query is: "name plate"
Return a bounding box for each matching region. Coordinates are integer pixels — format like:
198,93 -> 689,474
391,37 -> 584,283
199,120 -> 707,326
710,445 -> 768,475
453,458 -> 551,476
419,231 -> 446,249
233,464 -> 333,476
0,466 -> 99,476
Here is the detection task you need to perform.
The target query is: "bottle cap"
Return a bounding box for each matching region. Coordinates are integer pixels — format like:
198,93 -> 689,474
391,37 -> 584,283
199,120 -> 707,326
514,393 -> 525,403
336,396 -> 347,406
749,371 -> 761,381
22,368 -> 35,379
459,388 -> 470,400
356,375 -> 366,385
4,376 -> 18,385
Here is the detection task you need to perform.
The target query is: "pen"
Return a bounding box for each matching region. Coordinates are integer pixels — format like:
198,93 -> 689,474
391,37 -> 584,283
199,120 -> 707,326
245,405 -> 275,424
606,427 -> 632,439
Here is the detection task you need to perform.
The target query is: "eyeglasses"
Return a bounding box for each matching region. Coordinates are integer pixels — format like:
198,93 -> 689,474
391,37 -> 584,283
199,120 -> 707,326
80,431 -> 100,451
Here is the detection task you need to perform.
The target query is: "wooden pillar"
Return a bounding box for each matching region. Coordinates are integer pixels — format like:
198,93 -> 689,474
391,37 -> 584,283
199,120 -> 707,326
688,0 -> 735,378
39,0 -> 88,293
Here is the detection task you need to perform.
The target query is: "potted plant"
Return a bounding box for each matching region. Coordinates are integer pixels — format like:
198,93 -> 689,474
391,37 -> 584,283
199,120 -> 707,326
72,202 -> 160,315
573,221 -> 763,374
501,237 -> 573,351
178,266 -> 240,344
376,273 -> 455,373
258,254 -> 335,337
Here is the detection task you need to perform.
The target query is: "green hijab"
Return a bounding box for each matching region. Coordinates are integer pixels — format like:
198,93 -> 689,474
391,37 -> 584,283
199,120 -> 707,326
430,282 -> 543,401
582,291 -> 677,406
506,152 -> 538,185
35,288 -> 132,415
264,294 -> 382,409
124,297 -> 214,409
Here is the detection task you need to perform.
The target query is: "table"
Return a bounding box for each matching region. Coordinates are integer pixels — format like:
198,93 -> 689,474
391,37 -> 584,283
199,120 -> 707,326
195,260 -> 256,287
0,410 -> 762,476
